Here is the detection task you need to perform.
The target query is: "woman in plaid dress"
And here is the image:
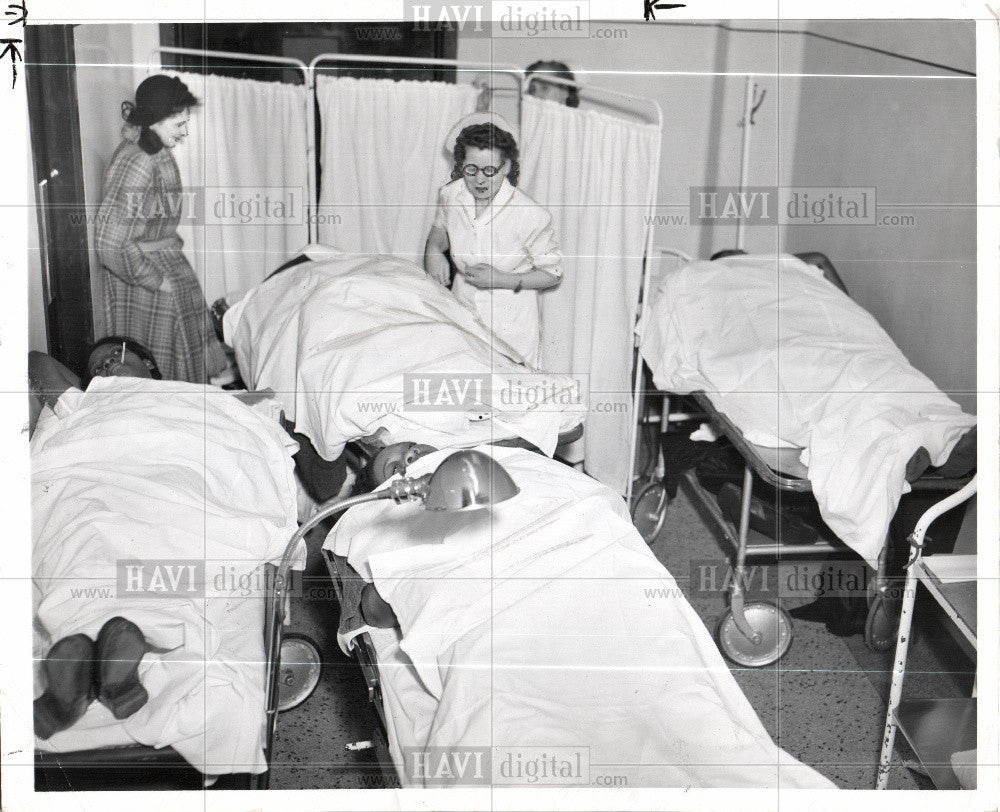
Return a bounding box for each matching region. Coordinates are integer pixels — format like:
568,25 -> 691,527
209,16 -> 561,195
96,75 -> 228,384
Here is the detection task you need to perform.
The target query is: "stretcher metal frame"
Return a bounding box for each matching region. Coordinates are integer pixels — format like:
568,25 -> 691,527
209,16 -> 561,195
676,391 -> 973,665
876,475 -> 977,790
636,378 -> 969,667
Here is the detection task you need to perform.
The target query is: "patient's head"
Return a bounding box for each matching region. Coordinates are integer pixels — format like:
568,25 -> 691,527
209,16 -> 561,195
85,336 -> 162,385
367,442 -> 438,487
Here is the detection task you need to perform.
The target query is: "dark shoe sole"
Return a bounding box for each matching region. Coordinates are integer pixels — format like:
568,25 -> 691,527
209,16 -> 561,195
34,634 -> 97,739
96,617 -> 148,720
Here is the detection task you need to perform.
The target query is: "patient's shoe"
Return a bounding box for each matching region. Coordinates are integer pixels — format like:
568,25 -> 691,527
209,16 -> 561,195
904,446 -> 932,482
96,617 -> 149,719
933,426 -> 977,479
34,634 -> 97,739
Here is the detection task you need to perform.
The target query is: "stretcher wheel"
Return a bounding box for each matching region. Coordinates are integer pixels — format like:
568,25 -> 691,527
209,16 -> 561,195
717,602 -> 793,667
864,594 -> 901,652
631,482 -> 669,543
278,633 -> 322,712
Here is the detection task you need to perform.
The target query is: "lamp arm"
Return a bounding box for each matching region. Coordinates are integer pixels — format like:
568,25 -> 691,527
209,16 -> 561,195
265,487 -> 392,730
274,488 -> 391,596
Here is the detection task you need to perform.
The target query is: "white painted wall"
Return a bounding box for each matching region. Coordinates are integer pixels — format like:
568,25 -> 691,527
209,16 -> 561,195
785,20 -> 976,411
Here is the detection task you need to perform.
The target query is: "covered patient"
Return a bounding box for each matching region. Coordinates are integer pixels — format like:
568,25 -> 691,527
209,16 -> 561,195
222,246 -> 585,464
326,445 -> 835,789
30,352 -> 300,771
640,252 -> 975,568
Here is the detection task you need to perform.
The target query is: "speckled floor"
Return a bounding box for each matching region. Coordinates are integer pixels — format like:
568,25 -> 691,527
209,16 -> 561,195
268,481 -> 973,791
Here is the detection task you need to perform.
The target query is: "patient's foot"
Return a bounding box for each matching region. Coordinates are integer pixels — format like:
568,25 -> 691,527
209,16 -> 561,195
96,617 -> 149,720
34,634 -> 98,739
360,584 -> 399,628
934,426 -> 977,478
905,446 -> 932,482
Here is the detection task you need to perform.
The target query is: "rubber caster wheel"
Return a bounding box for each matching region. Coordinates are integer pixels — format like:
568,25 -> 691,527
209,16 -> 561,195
277,633 -> 322,712
631,482 -> 668,543
864,594 -> 902,652
717,602 -> 793,667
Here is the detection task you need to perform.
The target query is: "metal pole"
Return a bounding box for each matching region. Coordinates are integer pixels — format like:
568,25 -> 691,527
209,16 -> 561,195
875,557 -> 919,789
736,74 -> 754,251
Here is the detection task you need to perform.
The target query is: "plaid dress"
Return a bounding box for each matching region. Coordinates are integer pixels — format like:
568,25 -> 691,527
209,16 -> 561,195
95,130 -> 227,383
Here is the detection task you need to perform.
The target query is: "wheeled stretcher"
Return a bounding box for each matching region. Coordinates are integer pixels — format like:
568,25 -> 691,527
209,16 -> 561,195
632,389 -> 974,667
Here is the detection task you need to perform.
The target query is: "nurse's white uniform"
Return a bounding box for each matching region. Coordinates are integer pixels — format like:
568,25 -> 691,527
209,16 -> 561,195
433,177 -> 561,367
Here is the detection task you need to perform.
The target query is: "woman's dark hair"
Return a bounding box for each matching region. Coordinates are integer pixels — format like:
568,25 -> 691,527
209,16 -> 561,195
451,123 -> 520,187
526,60 -> 579,108
83,335 -> 162,386
121,74 -> 199,154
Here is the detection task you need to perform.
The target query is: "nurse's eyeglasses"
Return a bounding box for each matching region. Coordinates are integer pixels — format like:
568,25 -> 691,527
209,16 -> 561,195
460,163 -> 504,178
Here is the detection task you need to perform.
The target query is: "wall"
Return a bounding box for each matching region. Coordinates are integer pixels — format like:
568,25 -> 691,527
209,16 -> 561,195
786,20 -> 976,411
72,23 -> 159,341
458,21 -> 804,258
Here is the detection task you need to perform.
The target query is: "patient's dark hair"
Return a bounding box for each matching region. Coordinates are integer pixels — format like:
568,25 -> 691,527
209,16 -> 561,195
83,335 -> 162,385
710,249 -> 748,261
451,123 -> 520,187
526,60 -> 580,108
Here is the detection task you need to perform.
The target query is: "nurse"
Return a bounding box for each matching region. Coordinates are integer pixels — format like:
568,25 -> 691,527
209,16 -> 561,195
423,113 -> 561,367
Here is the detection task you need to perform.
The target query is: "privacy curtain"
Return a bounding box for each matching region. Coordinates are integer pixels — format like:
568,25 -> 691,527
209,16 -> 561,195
315,76 -> 479,264
169,72 -> 310,303
520,95 -> 661,495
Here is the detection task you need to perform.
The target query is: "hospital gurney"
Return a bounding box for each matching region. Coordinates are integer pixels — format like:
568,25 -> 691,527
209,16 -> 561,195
307,445 -> 835,789
31,379 -> 301,790
632,252 -> 976,666
632,390 -> 974,667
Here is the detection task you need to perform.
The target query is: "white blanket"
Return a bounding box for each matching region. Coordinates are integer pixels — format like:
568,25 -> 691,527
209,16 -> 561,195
325,447 -> 834,789
223,247 -> 585,461
640,254 -> 975,568
31,378 -> 301,773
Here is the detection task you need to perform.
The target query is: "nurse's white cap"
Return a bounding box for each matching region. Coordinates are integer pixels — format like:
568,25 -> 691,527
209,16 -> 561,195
445,112 -> 519,157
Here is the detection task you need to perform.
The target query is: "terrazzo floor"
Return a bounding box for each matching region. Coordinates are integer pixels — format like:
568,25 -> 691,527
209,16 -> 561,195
268,481 -> 974,791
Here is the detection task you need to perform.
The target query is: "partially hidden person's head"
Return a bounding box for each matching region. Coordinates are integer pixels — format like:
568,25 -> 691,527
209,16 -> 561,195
122,74 -> 199,153
525,60 -> 579,108
451,122 -> 520,203
84,336 -> 163,386
366,443 -> 438,489
710,249 -> 748,261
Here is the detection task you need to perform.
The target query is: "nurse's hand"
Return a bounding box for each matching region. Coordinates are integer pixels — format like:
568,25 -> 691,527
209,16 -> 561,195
462,263 -> 506,289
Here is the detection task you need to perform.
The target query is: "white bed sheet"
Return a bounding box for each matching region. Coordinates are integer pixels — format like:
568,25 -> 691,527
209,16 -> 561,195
223,247 -> 585,461
35,595 -> 269,773
31,378 -> 302,774
325,447 -> 835,789
639,254 -> 975,568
